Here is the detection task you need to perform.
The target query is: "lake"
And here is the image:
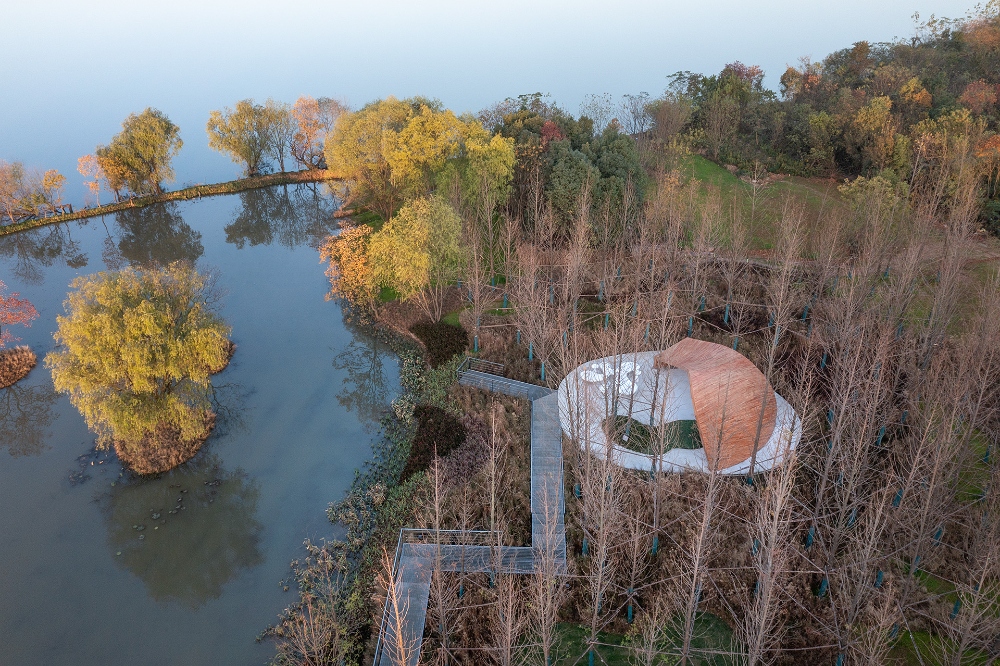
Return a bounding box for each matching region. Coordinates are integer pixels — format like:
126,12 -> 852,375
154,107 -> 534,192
0,185 -> 399,665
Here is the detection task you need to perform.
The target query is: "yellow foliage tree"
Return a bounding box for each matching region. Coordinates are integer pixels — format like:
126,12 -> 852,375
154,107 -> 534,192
324,97 -> 413,221
324,97 -> 515,223
851,96 -> 901,173
95,108 -> 182,196
367,195 -> 465,321
46,263 -> 232,474
461,126 -> 517,224
386,105 -> 466,196
911,109 -> 989,215
899,77 -> 932,109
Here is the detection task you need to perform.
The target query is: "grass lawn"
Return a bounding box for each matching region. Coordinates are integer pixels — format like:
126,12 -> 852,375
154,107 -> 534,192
548,613 -> 735,665
550,624 -> 630,666
608,416 -> 702,455
682,155 -> 846,252
956,430 -> 992,503
352,208 -> 386,230
888,629 -> 992,665
378,285 -> 400,303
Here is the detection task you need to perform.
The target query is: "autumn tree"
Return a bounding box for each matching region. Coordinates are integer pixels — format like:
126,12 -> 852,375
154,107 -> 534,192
319,222 -> 378,308
95,108 -> 182,196
324,97 -> 507,221
385,103 -> 467,198
46,262 -> 232,474
265,99 -> 296,173
849,96 -> 904,174
0,161 -> 67,222
701,92 -> 739,160
206,99 -> 291,176
77,154 -> 105,206
0,161 -> 24,223
367,195 -> 465,321
324,96 -> 413,220
291,96 -> 348,170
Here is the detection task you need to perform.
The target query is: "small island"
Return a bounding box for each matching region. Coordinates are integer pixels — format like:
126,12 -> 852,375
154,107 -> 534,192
46,262 -> 233,474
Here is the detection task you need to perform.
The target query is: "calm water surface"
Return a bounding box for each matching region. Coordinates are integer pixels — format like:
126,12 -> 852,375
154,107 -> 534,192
0,185 -> 399,665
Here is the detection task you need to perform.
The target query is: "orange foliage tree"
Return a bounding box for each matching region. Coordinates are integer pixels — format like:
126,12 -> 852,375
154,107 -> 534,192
320,222 -> 378,308
291,96 -> 348,170
959,80 -> 999,115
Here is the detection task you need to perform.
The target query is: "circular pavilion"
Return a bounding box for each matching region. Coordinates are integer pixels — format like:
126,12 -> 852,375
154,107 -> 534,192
557,338 -> 801,474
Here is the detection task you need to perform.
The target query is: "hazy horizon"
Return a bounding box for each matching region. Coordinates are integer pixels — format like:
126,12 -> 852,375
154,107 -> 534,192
1,0 -> 979,204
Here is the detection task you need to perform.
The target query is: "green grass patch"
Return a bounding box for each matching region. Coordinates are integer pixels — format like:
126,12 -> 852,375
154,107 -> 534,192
352,208 -> 385,231
511,613 -> 735,665
378,286 -> 400,303
889,629 -> 991,665
440,309 -> 463,327
684,155 -> 743,190
607,416 -> 702,455
956,430 -> 992,503
621,612 -> 735,665
679,155 -> 846,253
914,569 -> 958,602
550,623 -> 630,666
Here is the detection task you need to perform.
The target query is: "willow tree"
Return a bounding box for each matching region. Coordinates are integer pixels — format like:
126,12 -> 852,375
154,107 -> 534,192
324,96 -> 494,221
323,96 -> 418,221
368,195 -> 465,321
207,99 -> 292,176
291,96 -> 348,170
46,263 -> 232,474
95,108 -> 182,196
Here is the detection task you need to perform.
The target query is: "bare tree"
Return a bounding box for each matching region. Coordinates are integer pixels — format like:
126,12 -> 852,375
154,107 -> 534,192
378,547 -> 422,666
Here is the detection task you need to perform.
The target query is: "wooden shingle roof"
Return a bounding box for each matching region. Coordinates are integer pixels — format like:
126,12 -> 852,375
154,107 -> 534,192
654,338 -> 777,470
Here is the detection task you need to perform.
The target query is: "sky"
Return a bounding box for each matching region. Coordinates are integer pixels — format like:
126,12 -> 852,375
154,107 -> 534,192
0,0 -> 979,203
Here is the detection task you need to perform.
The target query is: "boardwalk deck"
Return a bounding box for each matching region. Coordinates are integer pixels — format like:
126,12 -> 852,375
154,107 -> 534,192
374,367 -> 567,665
457,370 -> 554,401
530,392 -> 567,563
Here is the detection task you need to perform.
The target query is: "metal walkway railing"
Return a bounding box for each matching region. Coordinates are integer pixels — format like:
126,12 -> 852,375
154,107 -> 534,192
372,376 -> 567,666
457,357 -> 554,401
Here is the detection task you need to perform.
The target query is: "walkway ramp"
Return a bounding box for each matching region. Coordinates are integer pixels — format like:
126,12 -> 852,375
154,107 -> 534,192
373,361 -> 567,665
530,391 -> 567,564
378,548 -> 433,666
458,369 -> 553,401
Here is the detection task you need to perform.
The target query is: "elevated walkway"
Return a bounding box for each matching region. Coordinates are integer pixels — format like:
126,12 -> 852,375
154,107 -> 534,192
457,358 -> 554,401
374,360 -> 567,666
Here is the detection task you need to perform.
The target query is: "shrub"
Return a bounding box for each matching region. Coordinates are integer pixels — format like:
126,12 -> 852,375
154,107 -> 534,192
409,319 -> 468,367
0,346 -> 36,388
400,405 -> 466,482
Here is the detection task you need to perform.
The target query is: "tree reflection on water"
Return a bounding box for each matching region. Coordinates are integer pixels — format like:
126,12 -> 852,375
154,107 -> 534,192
103,454 -> 263,608
0,380 -> 58,457
115,202 -> 204,267
332,307 -> 396,429
0,223 -> 88,284
225,184 -> 339,250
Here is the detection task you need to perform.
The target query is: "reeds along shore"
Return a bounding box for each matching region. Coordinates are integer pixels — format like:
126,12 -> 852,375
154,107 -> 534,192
0,169 -> 340,237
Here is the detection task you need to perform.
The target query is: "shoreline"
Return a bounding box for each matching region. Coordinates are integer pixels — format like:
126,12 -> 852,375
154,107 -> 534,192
0,169 -> 341,237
